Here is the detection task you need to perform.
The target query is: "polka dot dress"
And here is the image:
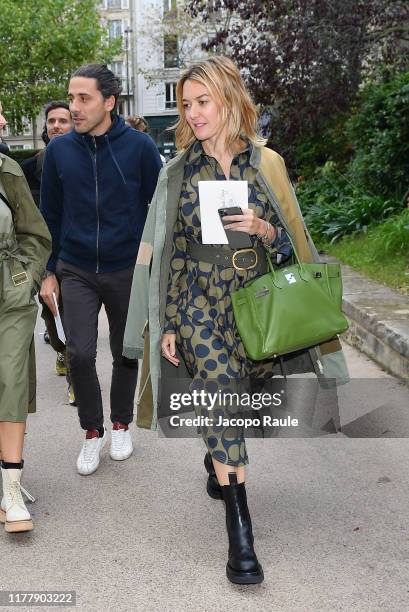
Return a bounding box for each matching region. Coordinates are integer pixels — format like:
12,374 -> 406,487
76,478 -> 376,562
164,141 -> 292,466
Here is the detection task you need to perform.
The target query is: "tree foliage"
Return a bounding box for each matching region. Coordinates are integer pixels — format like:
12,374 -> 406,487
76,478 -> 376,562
347,71 -> 409,199
0,0 -> 120,135
187,0 -> 409,167
296,71 -> 409,243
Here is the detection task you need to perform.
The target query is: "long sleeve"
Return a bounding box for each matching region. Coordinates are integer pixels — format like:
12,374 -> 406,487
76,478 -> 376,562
164,214 -> 187,334
40,144 -> 63,272
140,136 -> 163,205
123,169 -> 163,359
13,173 -> 52,286
259,148 -> 320,263
257,199 -> 293,264
268,223 -> 293,264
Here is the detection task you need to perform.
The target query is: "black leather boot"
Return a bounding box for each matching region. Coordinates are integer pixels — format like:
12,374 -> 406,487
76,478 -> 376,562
222,473 -> 264,584
204,452 -> 223,500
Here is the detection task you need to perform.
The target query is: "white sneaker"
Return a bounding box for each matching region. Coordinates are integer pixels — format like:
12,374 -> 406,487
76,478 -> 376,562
77,429 -> 107,475
110,423 -> 133,461
1,468 -> 34,532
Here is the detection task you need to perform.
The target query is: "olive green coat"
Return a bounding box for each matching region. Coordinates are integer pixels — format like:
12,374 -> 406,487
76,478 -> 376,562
0,153 -> 51,415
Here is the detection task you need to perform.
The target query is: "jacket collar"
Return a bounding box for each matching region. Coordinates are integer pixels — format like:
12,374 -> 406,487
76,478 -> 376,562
0,153 -> 24,176
72,115 -> 129,146
168,139 -> 263,171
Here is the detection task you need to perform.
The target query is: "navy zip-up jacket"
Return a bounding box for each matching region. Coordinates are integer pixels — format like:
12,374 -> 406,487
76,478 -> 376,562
40,115 -> 162,273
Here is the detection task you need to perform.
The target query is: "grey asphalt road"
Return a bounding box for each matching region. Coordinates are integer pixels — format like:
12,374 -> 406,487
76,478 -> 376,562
1,308 -> 409,612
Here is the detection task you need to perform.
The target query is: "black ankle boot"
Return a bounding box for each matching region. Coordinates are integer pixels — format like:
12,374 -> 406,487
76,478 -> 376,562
204,452 -> 223,500
222,474 -> 264,584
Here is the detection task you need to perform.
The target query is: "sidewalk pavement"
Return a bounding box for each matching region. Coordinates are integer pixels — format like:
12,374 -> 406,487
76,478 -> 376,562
1,266 -> 409,611
332,260 -> 409,383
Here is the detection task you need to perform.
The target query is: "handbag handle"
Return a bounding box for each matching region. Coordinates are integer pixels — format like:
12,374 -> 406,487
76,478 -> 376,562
265,252 -> 302,289
265,234 -> 334,298
264,227 -> 309,287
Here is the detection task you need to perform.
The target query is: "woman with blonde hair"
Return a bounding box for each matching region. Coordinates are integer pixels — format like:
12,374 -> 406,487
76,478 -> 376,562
124,56 -> 348,584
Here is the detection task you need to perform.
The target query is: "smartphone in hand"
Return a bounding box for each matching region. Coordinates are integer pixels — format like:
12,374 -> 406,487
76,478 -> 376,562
218,207 -> 252,249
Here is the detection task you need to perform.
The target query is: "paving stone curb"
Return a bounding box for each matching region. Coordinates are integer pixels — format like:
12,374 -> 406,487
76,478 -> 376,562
335,260 -> 409,382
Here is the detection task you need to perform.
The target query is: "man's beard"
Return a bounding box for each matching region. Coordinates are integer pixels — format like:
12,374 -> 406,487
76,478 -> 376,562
74,112 -> 108,135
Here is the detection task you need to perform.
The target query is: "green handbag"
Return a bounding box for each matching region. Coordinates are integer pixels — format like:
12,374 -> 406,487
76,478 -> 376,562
231,244 -> 349,361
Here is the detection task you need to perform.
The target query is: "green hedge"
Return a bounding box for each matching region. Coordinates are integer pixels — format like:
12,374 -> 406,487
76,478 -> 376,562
6,149 -> 40,162
297,162 -> 396,243
295,113 -> 351,178
296,71 -> 409,243
347,71 -> 409,202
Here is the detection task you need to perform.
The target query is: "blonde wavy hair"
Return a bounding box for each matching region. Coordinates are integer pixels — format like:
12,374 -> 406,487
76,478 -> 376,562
174,56 -> 266,152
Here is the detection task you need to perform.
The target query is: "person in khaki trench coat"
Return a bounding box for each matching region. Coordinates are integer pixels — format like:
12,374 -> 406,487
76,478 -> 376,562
0,102 -> 51,534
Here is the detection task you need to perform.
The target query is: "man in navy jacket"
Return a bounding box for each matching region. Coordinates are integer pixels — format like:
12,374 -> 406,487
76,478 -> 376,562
40,64 -> 162,475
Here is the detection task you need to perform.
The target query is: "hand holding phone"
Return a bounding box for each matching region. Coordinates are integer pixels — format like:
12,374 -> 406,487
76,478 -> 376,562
218,207 -> 252,249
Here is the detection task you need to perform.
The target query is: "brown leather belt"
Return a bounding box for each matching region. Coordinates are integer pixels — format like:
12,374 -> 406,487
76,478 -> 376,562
187,243 -> 267,273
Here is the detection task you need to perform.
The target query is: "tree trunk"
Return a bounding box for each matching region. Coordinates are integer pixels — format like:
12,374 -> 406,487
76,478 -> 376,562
31,116 -> 38,149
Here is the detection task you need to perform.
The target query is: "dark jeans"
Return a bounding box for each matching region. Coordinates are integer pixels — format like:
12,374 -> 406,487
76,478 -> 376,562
56,259 -> 138,430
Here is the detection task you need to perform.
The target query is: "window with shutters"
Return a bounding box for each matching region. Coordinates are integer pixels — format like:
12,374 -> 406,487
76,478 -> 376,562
109,20 -> 122,39
163,0 -> 177,17
164,35 -> 178,68
165,83 -> 177,109
111,61 -> 124,79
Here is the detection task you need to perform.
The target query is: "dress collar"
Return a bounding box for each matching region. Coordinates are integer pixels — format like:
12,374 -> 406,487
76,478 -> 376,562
187,139 -> 254,165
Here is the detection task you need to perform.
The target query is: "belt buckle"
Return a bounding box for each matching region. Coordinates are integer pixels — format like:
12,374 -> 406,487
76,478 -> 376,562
232,248 -> 258,271
12,271 -> 29,286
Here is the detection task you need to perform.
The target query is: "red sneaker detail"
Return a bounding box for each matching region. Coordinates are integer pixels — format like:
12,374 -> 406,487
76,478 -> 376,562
85,429 -> 100,439
112,422 -> 129,431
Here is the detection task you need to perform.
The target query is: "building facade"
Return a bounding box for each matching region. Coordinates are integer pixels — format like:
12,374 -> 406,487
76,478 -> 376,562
2,116 -> 44,151
4,0 -> 208,158
99,0 -> 134,117
130,0 -> 208,157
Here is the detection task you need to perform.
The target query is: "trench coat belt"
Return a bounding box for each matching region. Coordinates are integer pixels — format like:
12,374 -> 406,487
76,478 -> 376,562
0,243 -> 29,302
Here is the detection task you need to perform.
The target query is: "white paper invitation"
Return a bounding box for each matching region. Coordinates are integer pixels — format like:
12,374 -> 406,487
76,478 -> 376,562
198,180 -> 248,244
